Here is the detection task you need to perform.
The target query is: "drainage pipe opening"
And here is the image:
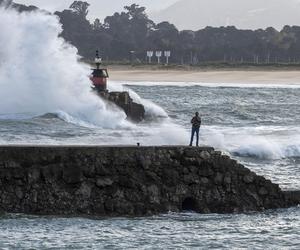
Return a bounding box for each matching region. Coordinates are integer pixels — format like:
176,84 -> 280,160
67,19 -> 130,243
182,197 -> 197,212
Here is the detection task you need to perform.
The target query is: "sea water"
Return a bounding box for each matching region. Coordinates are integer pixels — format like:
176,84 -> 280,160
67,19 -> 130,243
0,82 -> 299,249
1,82 -> 299,190
0,6 -> 299,249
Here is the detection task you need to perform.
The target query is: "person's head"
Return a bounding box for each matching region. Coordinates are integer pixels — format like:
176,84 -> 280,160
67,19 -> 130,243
195,112 -> 199,117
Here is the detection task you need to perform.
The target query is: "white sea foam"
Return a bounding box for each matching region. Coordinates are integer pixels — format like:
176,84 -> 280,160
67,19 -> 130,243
200,125 -> 300,159
108,81 -> 168,118
232,142 -> 300,159
231,140 -> 284,159
0,7 -> 188,145
0,7 -> 129,129
0,7 -> 298,151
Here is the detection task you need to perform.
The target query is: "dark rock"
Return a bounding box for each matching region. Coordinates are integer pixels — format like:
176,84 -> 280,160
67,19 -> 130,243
15,187 -> 24,200
41,164 -> 63,183
82,164 -> 95,178
214,172 -> 223,184
95,164 -> 110,176
184,174 -> 199,184
138,156 -> 152,169
283,191 -> 300,206
12,168 -> 25,180
259,187 -> 269,196
243,174 -> 255,184
6,161 -> 21,168
147,185 -> 160,204
104,199 -> 114,212
96,177 -> 114,188
198,164 -> 214,177
28,168 -> 40,184
224,174 -> 232,185
183,167 -> 189,175
63,165 -> 83,184
118,175 -> 136,188
199,151 -> 211,160
145,171 -> 160,182
98,91 -> 145,122
188,165 -> 198,174
184,148 -> 198,158
130,103 -> 145,123
76,182 -> 92,198
200,177 -> 210,185
212,151 -> 222,156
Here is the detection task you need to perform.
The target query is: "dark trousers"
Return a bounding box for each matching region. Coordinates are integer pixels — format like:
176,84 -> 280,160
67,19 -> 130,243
190,127 -> 200,146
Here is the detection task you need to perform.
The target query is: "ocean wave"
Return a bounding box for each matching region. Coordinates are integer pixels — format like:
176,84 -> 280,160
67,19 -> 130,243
232,143 -> 300,159
36,113 -> 61,120
200,126 -> 300,160
53,111 -> 99,128
0,8 -> 133,130
38,110 -> 134,130
34,111 -> 100,128
107,81 -> 168,118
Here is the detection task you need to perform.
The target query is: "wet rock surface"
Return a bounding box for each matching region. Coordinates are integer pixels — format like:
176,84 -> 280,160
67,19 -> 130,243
98,91 -> 145,122
0,146 -> 298,216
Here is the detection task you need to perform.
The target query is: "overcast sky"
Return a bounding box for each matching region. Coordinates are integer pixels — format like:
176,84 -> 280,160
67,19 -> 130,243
14,0 -> 300,30
15,0 -> 177,20
153,0 -> 300,30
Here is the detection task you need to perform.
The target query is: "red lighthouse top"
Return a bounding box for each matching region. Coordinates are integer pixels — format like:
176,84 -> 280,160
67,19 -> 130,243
90,50 -> 109,92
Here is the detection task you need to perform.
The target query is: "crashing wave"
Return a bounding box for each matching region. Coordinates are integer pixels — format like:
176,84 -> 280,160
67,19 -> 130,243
232,143 -> 300,159
0,7 -> 131,129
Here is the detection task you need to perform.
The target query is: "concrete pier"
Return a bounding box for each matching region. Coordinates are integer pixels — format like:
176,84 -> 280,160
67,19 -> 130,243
0,146 -> 298,216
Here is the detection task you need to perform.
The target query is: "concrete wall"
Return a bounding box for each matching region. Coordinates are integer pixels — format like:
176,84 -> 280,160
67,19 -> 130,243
0,146 -> 298,216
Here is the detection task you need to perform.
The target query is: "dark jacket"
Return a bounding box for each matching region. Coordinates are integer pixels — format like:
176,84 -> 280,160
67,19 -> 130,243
191,116 -> 201,128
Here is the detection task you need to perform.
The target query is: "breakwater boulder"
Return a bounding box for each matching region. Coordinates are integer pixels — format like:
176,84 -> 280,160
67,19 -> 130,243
98,91 -> 145,122
0,146 -> 298,216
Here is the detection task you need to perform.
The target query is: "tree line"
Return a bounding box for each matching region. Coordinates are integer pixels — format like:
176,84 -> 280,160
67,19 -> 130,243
4,0 -> 300,65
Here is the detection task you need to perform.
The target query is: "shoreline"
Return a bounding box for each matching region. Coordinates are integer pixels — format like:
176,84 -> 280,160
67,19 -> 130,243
107,66 -> 300,84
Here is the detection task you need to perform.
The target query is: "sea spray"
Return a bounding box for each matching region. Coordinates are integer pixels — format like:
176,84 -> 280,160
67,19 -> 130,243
200,126 -> 300,160
0,7 -> 128,129
108,81 -> 168,118
0,7 -> 190,145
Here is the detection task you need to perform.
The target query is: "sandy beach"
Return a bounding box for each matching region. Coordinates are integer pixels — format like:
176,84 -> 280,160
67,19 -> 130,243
109,67 -> 300,84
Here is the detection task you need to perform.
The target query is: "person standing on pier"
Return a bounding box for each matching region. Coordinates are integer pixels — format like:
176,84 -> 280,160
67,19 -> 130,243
189,112 -> 201,146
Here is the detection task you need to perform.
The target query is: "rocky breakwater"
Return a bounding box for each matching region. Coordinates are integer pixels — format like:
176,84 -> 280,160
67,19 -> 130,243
98,91 -> 145,122
0,146 -> 299,216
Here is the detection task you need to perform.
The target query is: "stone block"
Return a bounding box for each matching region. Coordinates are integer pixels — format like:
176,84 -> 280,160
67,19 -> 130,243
224,175 -> 232,185
138,156 -> 152,169
95,163 -> 110,176
12,168 -> 25,180
259,187 -> 269,196
199,151 -> 211,160
214,172 -> 223,184
198,166 -> 214,177
96,177 -> 114,188
243,174 -> 255,184
28,168 -> 40,184
184,174 -> 199,184
82,164 -> 95,178
200,177 -> 210,185
184,148 -> 198,158
76,183 -> 92,198
15,187 -> 24,200
63,166 -> 83,184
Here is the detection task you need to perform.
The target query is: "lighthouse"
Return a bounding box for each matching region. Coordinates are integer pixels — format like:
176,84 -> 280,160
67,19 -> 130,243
89,50 -> 145,122
90,50 -> 109,92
